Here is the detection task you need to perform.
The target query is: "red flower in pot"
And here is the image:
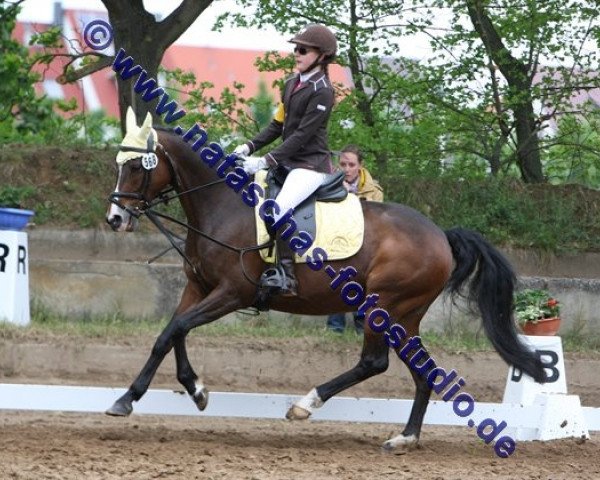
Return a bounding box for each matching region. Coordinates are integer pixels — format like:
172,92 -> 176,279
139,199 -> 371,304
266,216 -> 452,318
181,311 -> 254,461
514,289 -> 561,336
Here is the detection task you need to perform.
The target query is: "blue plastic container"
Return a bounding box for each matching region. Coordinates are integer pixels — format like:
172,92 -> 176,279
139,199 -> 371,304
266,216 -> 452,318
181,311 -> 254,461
0,208 -> 35,231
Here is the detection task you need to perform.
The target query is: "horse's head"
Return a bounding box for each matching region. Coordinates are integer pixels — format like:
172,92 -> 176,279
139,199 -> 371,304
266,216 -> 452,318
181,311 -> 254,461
106,107 -> 173,232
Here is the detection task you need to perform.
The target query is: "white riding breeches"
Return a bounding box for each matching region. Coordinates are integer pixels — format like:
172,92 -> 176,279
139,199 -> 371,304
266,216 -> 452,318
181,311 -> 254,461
272,168 -> 327,223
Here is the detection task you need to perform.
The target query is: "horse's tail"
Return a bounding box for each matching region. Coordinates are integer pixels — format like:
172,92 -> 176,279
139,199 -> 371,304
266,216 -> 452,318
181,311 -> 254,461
444,227 -> 546,383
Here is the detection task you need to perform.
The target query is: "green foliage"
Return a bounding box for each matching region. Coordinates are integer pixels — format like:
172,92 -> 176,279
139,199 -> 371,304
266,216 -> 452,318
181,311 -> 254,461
217,0 -> 600,184
543,114 -> 600,188
3,140 -> 597,252
251,79 -> 275,130
70,110 -> 121,146
0,3 -> 89,145
0,185 -> 36,208
388,177 -> 600,252
0,101 -> 119,147
163,61 -> 281,147
410,0 -> 600,182
514,289 -> 561,323
0,0 -> 43,123
0,2 -> 119,147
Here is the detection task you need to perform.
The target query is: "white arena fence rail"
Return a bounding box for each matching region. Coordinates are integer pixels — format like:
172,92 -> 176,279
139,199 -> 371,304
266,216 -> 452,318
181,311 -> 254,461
0,384 -> 598,439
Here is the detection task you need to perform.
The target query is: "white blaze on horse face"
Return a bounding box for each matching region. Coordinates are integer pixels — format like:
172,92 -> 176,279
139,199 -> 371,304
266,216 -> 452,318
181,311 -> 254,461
107,165 -> 133,232
110,109 -> 157,232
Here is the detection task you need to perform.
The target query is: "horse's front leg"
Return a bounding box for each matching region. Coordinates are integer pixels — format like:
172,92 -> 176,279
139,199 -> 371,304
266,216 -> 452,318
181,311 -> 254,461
106,285 -> 241,416
173,335 -> 209,411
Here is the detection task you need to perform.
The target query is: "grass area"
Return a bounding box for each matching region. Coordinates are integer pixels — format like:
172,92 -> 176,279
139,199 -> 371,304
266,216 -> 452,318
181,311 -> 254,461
387,177 -> 600,253
2,143 -> 599,251
1,304 -> 598,354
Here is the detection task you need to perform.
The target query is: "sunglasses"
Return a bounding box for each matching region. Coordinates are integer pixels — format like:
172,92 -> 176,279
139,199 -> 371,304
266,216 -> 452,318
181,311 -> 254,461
294,46 -> 314,55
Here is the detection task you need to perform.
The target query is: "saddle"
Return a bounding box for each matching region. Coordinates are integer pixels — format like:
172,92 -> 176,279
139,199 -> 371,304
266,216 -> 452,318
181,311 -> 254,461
252,167 -> 365,310
253,169 -> 365,265
264,165 -> 348,241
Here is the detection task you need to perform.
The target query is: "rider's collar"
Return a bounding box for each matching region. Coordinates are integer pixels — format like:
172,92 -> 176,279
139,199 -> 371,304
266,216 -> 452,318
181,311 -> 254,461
299,67 -> 321,83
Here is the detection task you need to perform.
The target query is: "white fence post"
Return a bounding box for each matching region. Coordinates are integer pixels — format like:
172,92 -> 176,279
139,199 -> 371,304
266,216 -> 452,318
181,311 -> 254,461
0,230 -> 30,326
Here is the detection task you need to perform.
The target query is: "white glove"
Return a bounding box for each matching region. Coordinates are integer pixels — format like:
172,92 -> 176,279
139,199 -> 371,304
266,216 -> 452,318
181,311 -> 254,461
233,144 -> 250,157
242,156 -> 268,175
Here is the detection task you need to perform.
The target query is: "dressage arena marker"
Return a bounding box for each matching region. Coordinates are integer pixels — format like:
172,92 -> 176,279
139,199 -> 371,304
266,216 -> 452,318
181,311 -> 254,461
0,230 -> 30,326
502,335 -> 590,441
0,384 -> 598,439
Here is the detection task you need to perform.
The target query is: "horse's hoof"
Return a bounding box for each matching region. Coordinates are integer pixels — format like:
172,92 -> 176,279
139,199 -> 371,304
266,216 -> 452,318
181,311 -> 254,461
381,434 -> 419,452
105,399 -> 133,417
192,386 -> 209,411
285,405 -> 311,421
381,440 -> 395,452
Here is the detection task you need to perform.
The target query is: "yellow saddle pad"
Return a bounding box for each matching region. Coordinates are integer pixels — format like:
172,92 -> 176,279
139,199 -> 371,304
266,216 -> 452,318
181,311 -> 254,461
254,170 -> 365,263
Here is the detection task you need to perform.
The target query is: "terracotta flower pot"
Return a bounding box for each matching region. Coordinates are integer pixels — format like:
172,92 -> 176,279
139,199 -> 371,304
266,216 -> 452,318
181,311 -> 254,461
521,317 -> 561,336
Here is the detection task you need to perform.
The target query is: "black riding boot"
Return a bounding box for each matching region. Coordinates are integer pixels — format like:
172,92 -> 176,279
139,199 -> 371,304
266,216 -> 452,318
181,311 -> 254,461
260,233 -> 298,296
276,235 -> 298,296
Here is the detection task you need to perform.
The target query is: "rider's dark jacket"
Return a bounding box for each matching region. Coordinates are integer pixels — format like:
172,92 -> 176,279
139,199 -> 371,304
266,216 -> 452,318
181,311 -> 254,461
245,72 -> 334,174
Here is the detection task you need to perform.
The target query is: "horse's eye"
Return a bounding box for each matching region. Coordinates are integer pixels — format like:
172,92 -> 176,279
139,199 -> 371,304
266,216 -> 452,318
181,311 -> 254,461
130,160 -> 143,171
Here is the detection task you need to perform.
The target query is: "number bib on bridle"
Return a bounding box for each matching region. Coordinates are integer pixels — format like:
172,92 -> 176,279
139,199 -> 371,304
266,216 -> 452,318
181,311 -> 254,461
141,152 -> 158,170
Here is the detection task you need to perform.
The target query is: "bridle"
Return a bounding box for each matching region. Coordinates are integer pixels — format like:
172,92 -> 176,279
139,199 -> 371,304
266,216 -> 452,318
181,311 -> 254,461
108,132 -> 178,215
109,131 -> 272,286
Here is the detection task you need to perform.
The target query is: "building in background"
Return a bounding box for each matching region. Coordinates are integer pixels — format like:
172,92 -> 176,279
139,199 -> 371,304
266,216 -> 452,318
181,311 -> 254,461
13,6 -> 353,119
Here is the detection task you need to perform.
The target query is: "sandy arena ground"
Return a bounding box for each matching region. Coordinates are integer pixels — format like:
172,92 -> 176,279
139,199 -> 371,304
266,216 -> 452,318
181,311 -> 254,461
0,332 -> 598,479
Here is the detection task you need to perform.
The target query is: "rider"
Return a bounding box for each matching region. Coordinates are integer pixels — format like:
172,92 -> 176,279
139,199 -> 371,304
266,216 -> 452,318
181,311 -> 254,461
233,24 -> 337,296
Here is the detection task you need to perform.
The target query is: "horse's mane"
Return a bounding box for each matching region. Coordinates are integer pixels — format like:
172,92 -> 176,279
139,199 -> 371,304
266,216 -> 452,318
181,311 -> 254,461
153,125 -> 192,151
153,125 -> 201,150
153,126 -> 176,133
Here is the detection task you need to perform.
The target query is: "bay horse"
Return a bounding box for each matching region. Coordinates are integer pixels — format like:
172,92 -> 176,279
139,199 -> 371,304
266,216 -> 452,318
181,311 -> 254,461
105,112 -> 545,451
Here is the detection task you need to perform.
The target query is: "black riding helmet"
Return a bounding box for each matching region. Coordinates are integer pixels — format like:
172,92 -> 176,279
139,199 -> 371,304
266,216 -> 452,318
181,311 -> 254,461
289,24 -> 337,63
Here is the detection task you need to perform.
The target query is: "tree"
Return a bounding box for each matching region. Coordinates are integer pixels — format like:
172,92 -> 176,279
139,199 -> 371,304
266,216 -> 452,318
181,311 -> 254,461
411,0 -> 600,183
52,1 -> 212,132
0,0 -> 77,143
0,0 -> 41,122
216,0 -> 417,175
104,1 -> 213,129
251,79 -> 275,131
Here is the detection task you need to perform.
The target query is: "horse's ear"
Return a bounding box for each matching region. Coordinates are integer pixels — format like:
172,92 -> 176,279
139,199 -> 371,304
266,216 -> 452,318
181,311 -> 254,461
140,111 -> 153,137
126,106 -> 137,133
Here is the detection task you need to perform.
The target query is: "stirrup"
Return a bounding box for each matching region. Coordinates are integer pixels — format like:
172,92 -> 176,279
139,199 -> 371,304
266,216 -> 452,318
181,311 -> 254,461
259,265 -> 296,295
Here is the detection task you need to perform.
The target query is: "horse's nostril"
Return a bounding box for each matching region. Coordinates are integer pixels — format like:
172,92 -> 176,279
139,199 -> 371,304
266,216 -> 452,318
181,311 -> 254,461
107,215 -> 122,230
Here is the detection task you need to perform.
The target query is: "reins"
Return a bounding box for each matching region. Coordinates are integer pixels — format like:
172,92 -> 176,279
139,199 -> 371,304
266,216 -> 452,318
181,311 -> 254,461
110,141 -> 273,287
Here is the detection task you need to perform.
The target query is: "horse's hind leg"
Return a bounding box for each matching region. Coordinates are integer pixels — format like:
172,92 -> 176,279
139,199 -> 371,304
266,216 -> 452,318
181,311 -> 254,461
382,308 -> 435,451
286,328 -> 390,420
288,300 -> 436,452
382,362 -> 433,450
